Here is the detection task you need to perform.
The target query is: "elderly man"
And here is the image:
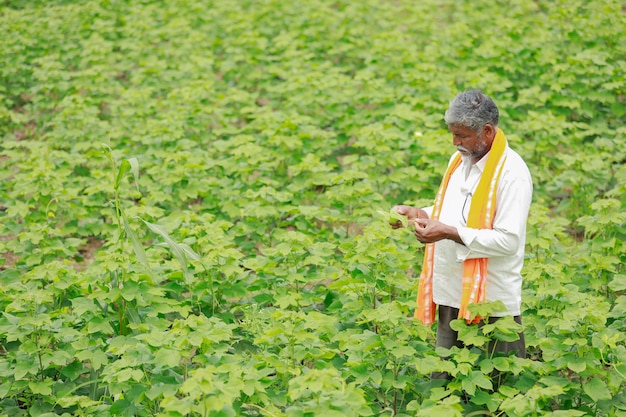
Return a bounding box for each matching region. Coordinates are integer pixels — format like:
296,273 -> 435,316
393,90 -> 533,366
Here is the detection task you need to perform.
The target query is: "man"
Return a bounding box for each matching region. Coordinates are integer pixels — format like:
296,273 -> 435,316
393,90 -> 532,364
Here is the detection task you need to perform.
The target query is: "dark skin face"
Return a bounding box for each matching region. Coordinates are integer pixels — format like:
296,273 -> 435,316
450,123 -> 497,164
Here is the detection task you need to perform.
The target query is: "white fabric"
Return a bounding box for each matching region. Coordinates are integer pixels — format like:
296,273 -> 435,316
424,146 -> 533,316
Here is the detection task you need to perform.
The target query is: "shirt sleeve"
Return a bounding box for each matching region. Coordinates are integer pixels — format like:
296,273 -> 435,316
455,172 -> 533,261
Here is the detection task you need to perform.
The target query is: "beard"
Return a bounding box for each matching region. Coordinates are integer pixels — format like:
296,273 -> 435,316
457,134 -> 489,161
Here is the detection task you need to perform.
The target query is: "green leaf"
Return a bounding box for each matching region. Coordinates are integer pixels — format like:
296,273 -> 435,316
6,200 -> 31,219
470,390 -> 501,412
29,379 -> 53,395
608,274 -> 626,292
480,315 -> 523,342
567,358 -> 586,373
583,378 -> 611,402
60,361 -> 84,380
110,399 -> 138,417
491,357 -> 511,372
114,159 -> 130,190
122,214 -> 150,273
114,157 -> 139,191
87,317 -> 114,335
143,219 -> 200,282
450,320 -> 489,346
467,300 -> 507,319
462,371 -> 492,396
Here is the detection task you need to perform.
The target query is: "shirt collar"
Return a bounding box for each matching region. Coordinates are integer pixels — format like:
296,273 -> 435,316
461,151 -> 490,177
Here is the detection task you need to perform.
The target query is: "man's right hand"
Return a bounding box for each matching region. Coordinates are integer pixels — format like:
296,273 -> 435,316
390,205 -> 429,229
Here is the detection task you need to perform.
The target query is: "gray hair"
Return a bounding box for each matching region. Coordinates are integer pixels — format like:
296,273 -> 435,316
444,90 -> 499,132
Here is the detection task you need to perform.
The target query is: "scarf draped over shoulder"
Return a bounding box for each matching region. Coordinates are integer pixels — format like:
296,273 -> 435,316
414,128 -> 508,325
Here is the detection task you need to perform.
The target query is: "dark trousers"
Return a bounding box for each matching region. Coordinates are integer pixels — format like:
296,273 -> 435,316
432,305 -> 525,381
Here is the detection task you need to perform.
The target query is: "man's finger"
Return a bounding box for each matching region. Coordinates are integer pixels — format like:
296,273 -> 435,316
393,205 -> 408,215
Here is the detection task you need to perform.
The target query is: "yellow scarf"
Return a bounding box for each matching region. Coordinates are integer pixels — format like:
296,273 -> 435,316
414,129 -> 508,325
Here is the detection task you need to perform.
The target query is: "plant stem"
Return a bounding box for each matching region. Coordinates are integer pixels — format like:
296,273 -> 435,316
35,331 -> 44,382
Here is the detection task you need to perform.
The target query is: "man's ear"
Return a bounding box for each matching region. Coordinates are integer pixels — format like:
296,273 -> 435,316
483,123 -> 497,141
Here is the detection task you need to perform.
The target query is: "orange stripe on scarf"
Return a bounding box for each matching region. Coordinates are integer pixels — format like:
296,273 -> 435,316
415,129 -> 508,325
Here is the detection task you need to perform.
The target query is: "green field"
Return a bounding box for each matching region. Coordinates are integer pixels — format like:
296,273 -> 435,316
1,0 -> 625,415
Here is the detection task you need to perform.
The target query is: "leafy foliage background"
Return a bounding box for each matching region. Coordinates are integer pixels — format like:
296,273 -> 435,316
0,0 -> 625,416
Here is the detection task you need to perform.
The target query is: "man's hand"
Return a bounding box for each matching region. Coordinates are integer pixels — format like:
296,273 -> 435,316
413,218 -> 464,245
390,205 -> 429,229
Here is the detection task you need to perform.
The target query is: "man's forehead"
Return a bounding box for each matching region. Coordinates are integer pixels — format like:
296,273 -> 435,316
448,124 -> 474,133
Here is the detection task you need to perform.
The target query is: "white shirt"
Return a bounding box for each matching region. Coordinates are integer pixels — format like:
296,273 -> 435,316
423,146 -> 533,316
